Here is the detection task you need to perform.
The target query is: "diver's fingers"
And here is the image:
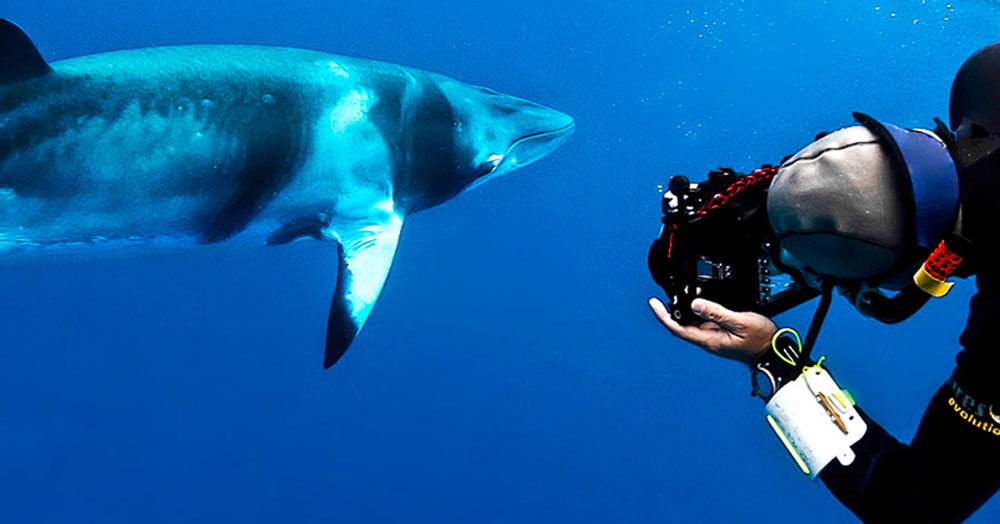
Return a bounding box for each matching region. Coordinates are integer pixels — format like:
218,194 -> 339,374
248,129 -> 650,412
648,297 -> 674,327
649,298 -> 727,349
690,298 -> 744,334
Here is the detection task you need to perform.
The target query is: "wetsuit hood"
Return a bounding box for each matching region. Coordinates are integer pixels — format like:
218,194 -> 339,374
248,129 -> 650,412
767,115 -> 959,288
951,42 -> 1000,138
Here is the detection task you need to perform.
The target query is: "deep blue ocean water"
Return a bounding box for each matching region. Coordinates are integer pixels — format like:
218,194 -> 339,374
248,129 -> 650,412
2,1 -> 999,522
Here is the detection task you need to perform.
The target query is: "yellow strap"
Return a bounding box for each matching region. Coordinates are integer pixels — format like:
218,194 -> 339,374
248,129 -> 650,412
767,415 -> 811,476
913,264 -> 954,298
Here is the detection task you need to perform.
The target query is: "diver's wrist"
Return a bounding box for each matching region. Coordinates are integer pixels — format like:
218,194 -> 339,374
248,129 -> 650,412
750,328 -> 806,401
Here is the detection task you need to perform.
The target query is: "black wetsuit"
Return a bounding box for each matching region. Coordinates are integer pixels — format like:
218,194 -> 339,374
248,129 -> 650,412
815,43 -> 1000,524
819,281 -> 1000,523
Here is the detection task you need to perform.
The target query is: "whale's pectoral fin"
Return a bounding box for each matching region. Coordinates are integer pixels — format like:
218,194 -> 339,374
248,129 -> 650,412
0,20 -> 52,85
266,215 -> 329,246
324,213 -> 404,368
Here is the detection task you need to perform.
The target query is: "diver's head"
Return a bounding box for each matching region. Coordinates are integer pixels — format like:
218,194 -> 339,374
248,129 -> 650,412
767,115 -> 959,288
435,77 -> 575,193
951,42 -> 1000,139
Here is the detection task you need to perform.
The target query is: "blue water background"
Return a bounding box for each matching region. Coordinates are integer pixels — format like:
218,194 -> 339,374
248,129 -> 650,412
2,1 -> 999,522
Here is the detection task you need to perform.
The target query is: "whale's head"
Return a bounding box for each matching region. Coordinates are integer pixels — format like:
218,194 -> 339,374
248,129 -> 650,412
437,78 -> 575,194
392,74 -> 573,213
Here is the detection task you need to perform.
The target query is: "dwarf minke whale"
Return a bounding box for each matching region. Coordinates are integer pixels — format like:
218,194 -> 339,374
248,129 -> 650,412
0,20 -> 574,367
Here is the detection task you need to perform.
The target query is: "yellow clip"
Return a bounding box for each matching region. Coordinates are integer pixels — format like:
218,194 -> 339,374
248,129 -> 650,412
830,391 -> 850,413
913,264 -> 954,298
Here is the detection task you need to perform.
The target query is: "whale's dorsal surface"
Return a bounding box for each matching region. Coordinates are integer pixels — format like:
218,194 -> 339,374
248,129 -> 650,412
0,20 -> 51,84
0,20 -> 575,368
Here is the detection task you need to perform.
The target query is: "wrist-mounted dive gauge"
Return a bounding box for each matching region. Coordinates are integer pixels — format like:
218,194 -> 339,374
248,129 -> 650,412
750,327 -> 868,479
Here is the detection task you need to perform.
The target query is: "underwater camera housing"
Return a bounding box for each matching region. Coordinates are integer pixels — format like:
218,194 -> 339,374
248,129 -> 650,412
648,166 -> 820,324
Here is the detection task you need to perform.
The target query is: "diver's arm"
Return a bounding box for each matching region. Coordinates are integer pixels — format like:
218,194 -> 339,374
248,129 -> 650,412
820,389 -> 999,523
651,295 -> 1000,523
820,281 -> 1000,524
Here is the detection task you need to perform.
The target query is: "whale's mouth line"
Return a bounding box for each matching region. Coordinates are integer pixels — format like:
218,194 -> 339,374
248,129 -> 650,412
487,121 -> 574,176
504,122 -> 576,157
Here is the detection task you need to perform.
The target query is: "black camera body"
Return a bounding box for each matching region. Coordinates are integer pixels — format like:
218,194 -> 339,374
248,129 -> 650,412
648,167 -> 819,324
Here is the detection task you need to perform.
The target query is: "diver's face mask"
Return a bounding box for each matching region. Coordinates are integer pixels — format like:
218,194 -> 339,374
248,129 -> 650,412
647,166 -> 820,324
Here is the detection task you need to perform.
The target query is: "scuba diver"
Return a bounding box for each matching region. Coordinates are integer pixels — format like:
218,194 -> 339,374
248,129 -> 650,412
647,43 -> 1000,523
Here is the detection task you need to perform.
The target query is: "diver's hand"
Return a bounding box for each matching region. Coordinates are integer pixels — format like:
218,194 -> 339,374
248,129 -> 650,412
648,297 -> 777,364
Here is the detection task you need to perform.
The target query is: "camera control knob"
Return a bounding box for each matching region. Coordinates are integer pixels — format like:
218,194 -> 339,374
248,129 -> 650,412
668,175 -> 690,197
